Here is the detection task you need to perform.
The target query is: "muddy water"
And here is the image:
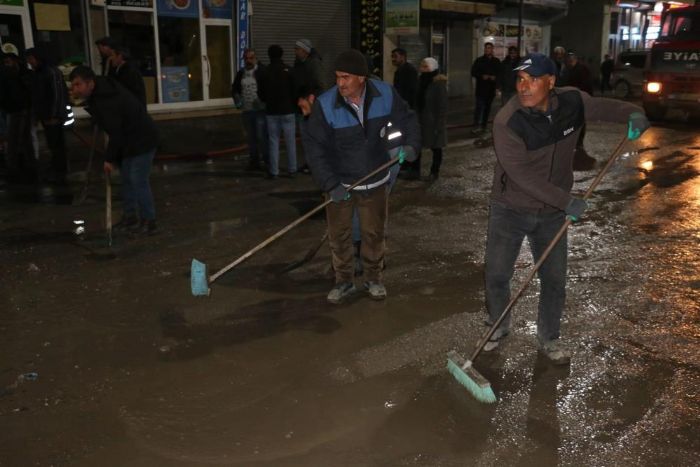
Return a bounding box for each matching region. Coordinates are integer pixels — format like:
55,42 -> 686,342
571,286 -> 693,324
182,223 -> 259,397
1,123 -> 698,466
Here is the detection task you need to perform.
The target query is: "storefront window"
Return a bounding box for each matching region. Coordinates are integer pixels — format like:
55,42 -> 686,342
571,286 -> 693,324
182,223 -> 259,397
108,9 -> 159,103
28,0 -> 87,68
157,17 -> 203,102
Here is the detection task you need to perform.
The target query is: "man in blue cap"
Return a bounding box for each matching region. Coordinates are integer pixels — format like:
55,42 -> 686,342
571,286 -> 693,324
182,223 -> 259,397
481,53 -> 650,364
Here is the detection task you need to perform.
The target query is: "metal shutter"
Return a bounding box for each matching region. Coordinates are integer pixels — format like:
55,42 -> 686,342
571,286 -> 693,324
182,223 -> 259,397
250,0 -> 350,84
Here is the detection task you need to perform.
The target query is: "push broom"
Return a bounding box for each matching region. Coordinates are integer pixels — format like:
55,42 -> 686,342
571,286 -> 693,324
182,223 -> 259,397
191,156 -> 402,296
448,135 -> 629,403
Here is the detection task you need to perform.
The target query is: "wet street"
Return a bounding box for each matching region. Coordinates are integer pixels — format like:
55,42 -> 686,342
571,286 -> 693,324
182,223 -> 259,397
1,118 -> 699,466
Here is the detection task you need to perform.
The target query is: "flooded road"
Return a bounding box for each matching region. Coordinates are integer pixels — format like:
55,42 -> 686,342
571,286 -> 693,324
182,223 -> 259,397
1,120 -> 698,466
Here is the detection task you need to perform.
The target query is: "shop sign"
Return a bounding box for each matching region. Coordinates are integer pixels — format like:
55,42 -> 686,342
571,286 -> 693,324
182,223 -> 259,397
161,66 -> 189,103
237,0 -> 248,69
107,0 -> 152,7
385,0 -> 419,36
156,0 -> 197,17
203,0 -> 232,19
0,0 -> 24,6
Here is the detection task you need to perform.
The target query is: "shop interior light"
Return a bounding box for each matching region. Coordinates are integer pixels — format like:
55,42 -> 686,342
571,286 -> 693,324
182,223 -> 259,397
654,1 -> 664,12
646,81 -> 662,93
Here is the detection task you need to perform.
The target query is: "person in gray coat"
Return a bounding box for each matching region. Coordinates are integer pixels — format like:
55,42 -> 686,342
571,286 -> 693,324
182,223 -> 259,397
417,57 -> 448,180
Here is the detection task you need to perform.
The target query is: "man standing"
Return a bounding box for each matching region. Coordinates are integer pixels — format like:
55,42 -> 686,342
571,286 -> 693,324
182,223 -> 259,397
552,46 -> 567,86
390,48 -> 418,109
482,53 -> 649,363
95,36 -> 117,77
232,48 -> 268,171
470,42 -> 500,134
292,39 -> 326,100
600,54 -> 615,95
391,48 -> 419,178
25,47 -> 69,184
499,46 -> 520,104
69,66 -> 159,235
303,49 -> 420,303
257,45 -> 296,179
564,51 -> 595,168
110,45 -> 147,106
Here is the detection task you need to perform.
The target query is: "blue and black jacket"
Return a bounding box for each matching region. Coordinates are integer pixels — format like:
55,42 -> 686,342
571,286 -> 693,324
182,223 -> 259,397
302,78 -> 420,192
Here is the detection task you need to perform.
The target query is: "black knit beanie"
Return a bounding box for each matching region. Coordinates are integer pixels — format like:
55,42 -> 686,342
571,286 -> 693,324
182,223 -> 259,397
334,49 -> 369,77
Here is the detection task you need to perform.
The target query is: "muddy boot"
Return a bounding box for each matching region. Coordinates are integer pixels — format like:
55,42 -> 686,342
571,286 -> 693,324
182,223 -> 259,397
482,319 -> 510,352
539,339 -> 571,365
353,241 -> 363,277
327,282 -> 357,304
364,281 -> 387,300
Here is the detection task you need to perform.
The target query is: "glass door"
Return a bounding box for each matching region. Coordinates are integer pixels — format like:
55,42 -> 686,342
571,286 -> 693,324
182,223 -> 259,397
0,7 -> 33,54
202,23 -> 232,101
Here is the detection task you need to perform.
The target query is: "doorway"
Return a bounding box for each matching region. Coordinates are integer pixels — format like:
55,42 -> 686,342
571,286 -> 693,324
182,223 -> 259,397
202,22 -> 232,101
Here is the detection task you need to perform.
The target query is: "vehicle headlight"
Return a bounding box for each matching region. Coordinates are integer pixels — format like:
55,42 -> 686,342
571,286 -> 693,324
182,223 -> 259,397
646,82 -> 662,94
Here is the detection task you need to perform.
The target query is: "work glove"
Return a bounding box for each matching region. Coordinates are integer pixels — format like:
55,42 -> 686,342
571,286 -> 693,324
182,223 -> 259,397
389,146 -> 417,164
627,112 -> 650,140
329,184 -> 350,203
565,197 -> 588,222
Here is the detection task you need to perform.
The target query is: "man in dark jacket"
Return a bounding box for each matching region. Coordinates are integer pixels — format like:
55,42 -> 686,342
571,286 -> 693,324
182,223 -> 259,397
69,66 -> 159,235
25,47 -> 69,184
391,48 -> 418,109
471,42 -> 501,133
1,44 -> 35,183
302,49 -> 420,303
292,39 -> 326,100
257,45 -> 296,179
564,51 -> 595,168
600,54 -> 614,95
110,45 -> 147,106
483,53 -> 650,363
499,46 -> 520,104
95,36 -> 117,77
232,48 -> 267,170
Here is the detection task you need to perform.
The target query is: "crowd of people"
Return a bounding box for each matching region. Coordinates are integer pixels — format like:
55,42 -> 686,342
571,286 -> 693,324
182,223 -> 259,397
0,38 -> 651,364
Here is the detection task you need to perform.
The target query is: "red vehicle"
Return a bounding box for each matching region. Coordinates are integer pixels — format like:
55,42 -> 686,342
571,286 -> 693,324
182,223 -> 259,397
643,5 -> 700,120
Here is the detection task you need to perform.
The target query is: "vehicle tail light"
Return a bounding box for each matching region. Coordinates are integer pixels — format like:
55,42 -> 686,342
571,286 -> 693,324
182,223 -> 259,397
646,82 -> 662,93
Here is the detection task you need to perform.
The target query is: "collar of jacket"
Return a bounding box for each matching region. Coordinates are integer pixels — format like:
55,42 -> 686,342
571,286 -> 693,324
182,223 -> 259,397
333,78 -> 379,110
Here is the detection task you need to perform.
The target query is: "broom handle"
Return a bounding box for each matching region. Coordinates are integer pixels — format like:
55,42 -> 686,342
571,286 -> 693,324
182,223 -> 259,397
469,135 -> 629,363
209,157 -> 400,283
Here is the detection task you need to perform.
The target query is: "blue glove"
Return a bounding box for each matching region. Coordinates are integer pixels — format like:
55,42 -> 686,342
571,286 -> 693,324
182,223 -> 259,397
565,197 -> 588,222
627,112 -> 650,140
329,184 -> 350,203
397,146 -> 417,164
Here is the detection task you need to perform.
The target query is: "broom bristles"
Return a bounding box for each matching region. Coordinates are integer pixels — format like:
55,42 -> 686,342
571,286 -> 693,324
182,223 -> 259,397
446,353 -> 497,404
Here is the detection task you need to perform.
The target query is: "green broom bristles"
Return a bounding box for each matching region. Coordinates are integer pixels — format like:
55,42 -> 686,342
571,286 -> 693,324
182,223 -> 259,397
446,352 -> 497,404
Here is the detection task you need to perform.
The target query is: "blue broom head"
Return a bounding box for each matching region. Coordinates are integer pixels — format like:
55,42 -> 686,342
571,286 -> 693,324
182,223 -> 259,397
446,355 -> 497,404
190,258 -> 210,296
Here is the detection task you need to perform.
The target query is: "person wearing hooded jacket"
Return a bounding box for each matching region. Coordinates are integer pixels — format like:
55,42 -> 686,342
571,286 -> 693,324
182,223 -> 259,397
69,66 -> 159,235
417,57 -> 448,180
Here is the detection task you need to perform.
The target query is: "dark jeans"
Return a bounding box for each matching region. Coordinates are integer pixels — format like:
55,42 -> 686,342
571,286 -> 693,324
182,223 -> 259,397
473,94 -> 495,129
121,149 -> 156,221
42,122 -> 67,177
241,110 -> 268,167
327,185 -> 387,283
5,111 -> 35,179
484,201 -> 568,343
429,147 -> 443,175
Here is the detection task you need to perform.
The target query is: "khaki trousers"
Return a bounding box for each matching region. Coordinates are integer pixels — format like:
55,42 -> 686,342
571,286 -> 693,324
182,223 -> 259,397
326,185 -> 387,283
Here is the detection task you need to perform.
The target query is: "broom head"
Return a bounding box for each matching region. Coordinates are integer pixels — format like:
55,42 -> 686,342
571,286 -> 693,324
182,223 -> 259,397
446,350 -> 497,404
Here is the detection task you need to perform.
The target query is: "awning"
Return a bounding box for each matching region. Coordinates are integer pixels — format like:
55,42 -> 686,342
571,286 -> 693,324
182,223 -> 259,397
422,0 -> 497,16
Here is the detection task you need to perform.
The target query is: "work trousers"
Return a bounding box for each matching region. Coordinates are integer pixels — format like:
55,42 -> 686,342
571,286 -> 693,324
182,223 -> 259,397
5,111 -> 35,178
327,185 -> 388,283
484,201 -> 568,343
41,122 -> 67,177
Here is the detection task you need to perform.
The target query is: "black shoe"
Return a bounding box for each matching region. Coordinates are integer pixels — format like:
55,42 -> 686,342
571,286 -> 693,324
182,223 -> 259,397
113,216 -> 139,232
300,165 -> 311,174
265,173 -> 278,180
130,219 -> 159,236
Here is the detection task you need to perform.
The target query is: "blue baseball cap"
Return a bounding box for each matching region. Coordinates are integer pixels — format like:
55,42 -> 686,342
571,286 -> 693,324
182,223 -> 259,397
514,53 -> 557,77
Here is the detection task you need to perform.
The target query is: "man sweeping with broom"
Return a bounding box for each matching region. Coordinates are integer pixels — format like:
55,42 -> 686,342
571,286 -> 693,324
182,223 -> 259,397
448,53 -> 650,403
302,49 -> 420,304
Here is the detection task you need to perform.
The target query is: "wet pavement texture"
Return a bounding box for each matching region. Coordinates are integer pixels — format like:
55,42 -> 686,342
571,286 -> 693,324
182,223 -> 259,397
1,117 -> 699,466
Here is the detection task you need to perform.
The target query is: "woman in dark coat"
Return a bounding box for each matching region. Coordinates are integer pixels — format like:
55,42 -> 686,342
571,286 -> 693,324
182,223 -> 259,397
417,57 -> 448,180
